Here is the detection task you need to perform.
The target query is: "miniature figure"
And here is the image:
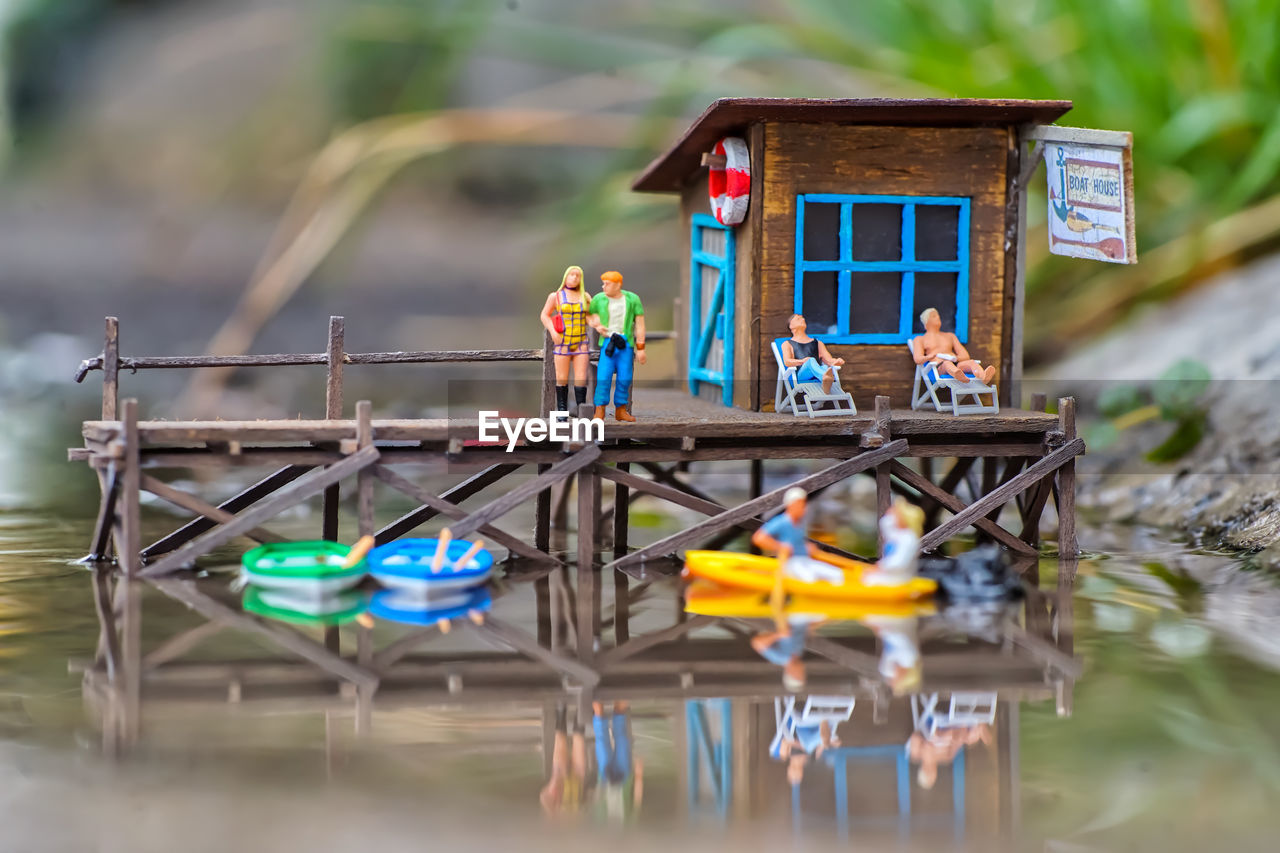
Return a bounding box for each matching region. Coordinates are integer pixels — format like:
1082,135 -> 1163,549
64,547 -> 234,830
540,703 -> 589,816
780,314 -> 845,395
912,307 -> 996,385
587,271 -> 646,422
591,700 -> 644,821
539,265 -> 591,414
752,487 -> 847,625
862,498 -> 925,586
751,615 -> 822,691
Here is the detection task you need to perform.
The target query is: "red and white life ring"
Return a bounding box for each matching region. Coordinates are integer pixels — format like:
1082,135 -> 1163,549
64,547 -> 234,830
708,137 -> 750,226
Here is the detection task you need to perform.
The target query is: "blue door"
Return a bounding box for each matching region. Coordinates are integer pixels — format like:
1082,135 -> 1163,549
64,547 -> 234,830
688,214 -> 736,406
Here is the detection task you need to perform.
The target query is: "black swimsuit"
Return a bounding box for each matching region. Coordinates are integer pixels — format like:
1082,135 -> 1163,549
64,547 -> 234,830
788,338 -> 819,362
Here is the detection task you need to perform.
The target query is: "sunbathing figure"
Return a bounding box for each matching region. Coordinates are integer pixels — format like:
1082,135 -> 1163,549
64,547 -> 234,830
781,313 -> 844,395
912,307 -> 996,385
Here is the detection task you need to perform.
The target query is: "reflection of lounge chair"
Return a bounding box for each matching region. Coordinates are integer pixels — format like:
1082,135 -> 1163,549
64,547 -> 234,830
771,695 -> 857,757
911,692 -> 997,740
772,338 -> 856,418
907,339 -> 998,416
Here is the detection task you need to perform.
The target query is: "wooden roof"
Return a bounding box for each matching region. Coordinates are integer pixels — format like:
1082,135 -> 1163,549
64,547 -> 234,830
632,97 -> 1073,192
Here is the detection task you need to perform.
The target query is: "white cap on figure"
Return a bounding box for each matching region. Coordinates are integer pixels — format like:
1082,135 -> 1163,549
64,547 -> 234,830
783,487 -> 806,506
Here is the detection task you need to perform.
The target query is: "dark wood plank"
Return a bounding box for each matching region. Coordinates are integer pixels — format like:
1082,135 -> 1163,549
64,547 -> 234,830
88,464 -> 121,561
918,439 -> 1084,553
356,400 -> 374,537
596,615 -> 717,667
139,474 -> 287,545
448,444 -> 601,540
887,461 -> 1036,556
102,316 -> 118,420
151,578 -> 378,687
372,465 -> 559,565
474,616 -> 599,686
141,445 -> 380,577
120,399 -> 142,577
576,467 -> 598,663
607,440 -> 907,569
612,457 -> 630,559
143,465 -> 310,559
375,463 -> 522,544
1056,397 -> 1078,558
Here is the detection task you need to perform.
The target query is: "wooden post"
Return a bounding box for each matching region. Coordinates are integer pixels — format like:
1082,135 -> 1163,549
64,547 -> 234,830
535,464 -> 552,551
356,401 -> 374,537
576,466 -> 598,663
873,396 -> 892,556
120,399 -> 141,576
1057,397 -> 1078,559
749,459 -> 763,499
102,317 -> 119,420
541,330 -> 555,419
323,316 -> 344,542
612,447 -> 630,559
1030,391 -> 1047,413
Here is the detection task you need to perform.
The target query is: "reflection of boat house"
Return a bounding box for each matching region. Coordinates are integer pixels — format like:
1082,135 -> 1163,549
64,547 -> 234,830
633,98 -> 1072,410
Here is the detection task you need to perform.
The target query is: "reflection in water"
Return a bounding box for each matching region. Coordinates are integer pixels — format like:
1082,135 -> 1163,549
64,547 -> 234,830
74,553 -> 1079,848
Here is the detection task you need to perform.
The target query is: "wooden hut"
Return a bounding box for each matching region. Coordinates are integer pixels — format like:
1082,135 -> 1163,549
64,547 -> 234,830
632,98 -> 1073,411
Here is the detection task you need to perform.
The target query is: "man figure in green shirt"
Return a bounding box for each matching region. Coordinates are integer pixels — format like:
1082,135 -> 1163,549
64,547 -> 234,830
587,270 -> 646,422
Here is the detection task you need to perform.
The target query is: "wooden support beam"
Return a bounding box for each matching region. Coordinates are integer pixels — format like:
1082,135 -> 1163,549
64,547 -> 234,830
1019,477 -> 1054,544
612,446 -> 630,559
916,439 -> 1084,553
120,399 -> 142,577
323,316 -> 345,542
139,474 -> 287,546
595,615 -> 716,667
535,463 -> 551,550
356,401 -> 374,537
637,460 -> 727,508
91,569 -> 121,680
372,466 -> 559,565
472,616 -> 599,686
374,625 -> 444,671
987,458 -> 1027,523
142,466 -> 311,559
803,635 -> 883,681
576,466 -> 598,663
88,464 -> 121,561
151,578 -> 378,688
102,316 -> 119,420
375,463 -> 522,544
606,440 -> 907,570
888,462 -> 1036,556
448,444 -> 602,540
1056,398 -> 1078,558
142,621 -> 225,670
141,445 -> 380,577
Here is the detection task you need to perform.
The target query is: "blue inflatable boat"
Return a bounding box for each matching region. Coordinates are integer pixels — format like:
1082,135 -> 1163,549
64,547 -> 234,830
367,538 -> 495,596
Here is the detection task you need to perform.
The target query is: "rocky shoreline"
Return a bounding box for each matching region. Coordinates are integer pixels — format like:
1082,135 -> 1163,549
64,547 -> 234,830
1042,253 -> 1280,566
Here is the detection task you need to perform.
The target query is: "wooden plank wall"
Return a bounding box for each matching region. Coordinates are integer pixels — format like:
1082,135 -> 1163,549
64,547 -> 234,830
758,124 -> 1011,410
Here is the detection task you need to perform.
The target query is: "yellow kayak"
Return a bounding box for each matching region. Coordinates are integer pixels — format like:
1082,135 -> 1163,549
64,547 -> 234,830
682,550 -> 936,602
684,579 -> 937,620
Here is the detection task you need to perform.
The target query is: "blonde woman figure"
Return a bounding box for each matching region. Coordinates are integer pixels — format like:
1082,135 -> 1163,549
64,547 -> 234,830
539,265 -> 592,413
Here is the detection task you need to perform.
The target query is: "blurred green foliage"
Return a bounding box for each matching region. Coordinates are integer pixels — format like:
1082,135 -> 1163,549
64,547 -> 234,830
1085,358 -> 1212,461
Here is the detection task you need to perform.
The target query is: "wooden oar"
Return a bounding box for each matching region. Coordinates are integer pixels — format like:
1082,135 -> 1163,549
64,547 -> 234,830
341,534 -> 376,569
454,538 -> 486,570
431,528 -> 453,573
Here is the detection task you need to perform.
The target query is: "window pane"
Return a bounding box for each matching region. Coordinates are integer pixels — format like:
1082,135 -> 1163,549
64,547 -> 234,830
915,204 -> 959,261
851,204 -> 901,261
848,271 -> 902,334
912,272 -> 958,333
800,271 -> 839,335
803,202 -> 841,261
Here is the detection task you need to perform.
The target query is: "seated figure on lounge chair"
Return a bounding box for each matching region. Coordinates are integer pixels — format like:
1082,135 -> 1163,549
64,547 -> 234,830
911,308 -> 996,385
781,313 -> 845,394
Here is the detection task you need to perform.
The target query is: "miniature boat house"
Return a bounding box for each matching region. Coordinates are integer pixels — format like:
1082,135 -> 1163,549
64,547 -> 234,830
633,98 -> 1074,410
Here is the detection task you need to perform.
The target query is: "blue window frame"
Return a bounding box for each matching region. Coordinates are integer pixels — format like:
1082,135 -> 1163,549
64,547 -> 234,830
793,194 -> 970,345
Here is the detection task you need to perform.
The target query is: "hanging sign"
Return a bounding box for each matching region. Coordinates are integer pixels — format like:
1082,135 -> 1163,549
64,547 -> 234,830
1029,126 -> 1136,264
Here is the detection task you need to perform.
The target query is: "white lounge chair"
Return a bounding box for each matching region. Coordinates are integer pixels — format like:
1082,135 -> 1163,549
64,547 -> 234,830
907,338 -> 999,416
772,338 -> 856,418
771,694 -> 857,758
911,691 -> 997,741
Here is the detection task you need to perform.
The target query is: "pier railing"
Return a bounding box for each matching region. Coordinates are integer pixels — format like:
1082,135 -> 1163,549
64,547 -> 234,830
74,315 -> 673,421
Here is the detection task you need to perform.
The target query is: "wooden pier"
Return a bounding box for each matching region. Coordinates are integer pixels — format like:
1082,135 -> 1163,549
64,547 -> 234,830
71,315 -> 1082,581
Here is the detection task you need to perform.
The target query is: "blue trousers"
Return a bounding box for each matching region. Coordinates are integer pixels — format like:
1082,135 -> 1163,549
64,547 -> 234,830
593,712 -> 633,785
796,357 -> 831,385
594,344 -> 635,407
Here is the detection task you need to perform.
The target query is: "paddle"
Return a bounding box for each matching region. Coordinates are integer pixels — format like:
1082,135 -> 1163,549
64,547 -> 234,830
455,538 -> 486,571
431,528 -> 454,573
341,534 -> 376,569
